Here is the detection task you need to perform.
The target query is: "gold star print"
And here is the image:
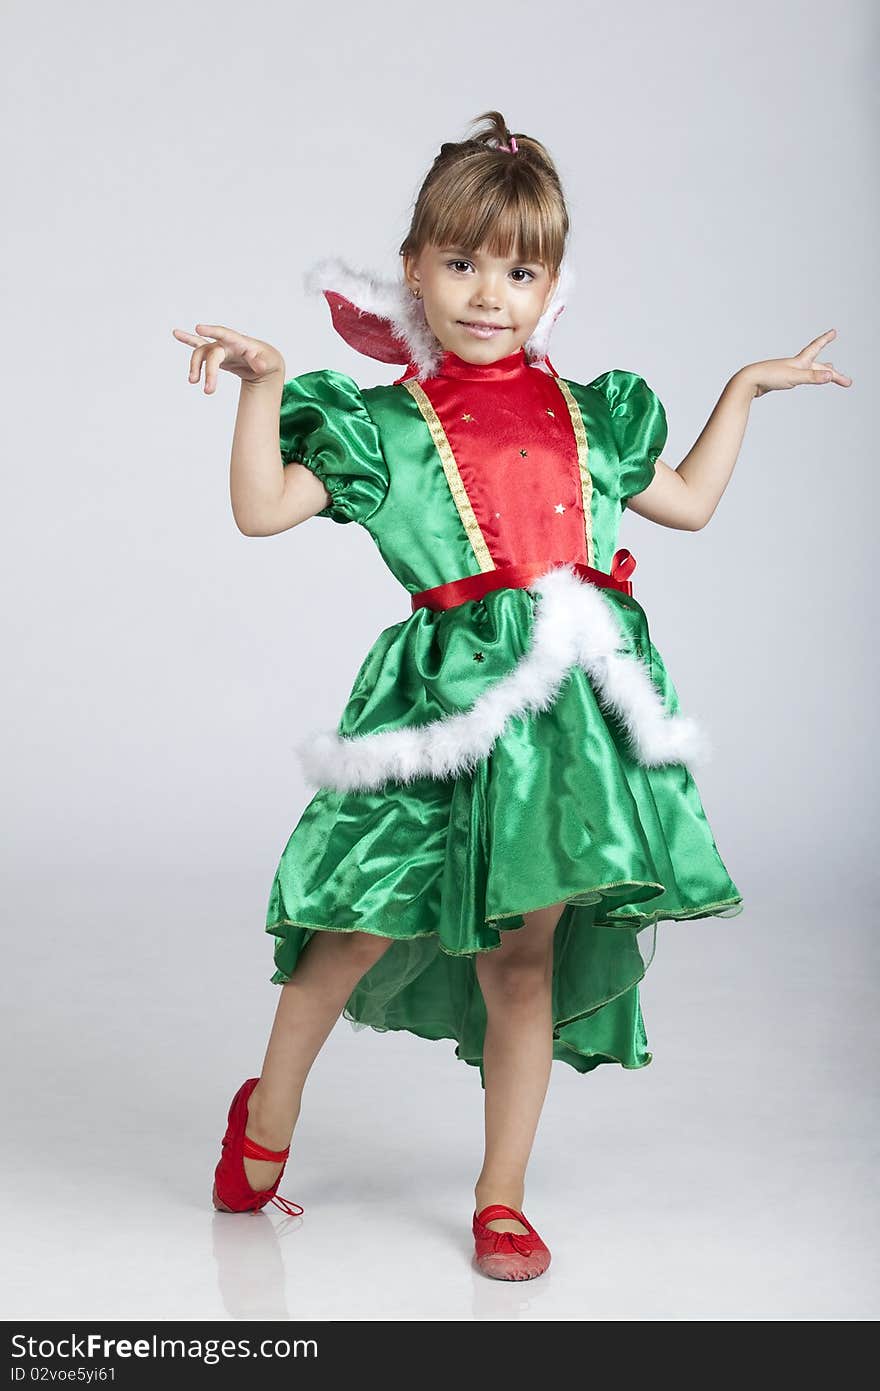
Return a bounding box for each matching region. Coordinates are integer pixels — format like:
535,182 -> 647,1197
461,413 -> 476,422
519,448 -> 528,457
554,503 -> 566,514
546,407 -> 555,416
473,651 -> 485,662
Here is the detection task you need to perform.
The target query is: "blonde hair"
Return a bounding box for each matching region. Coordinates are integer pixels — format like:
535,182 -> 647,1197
399,110 -> 569,277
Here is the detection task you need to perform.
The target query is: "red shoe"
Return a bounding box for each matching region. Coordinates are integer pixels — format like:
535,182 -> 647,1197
212,1077 -> 304,1216
472,1203 -> 551,1281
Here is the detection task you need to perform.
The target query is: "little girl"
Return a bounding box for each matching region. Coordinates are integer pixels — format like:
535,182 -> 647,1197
173,110 -> 849,1282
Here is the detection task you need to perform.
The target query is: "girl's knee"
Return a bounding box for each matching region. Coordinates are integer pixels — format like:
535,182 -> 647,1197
345,929 -> 394,971
476,947 -> 553,1004
476,900 -> 565,994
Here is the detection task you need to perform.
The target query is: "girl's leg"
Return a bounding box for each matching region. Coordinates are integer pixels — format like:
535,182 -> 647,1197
473,900 -> 566,1234
242,929 -> 394,1191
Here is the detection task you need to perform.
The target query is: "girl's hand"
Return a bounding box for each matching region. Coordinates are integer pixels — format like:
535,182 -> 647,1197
171,324 -> 285,394
740,330 -> 852,398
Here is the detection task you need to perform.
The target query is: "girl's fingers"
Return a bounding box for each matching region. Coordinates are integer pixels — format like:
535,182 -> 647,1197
204,342 -> 227,393
173,328 -> 209,347
809,357 -> 852,385
177,324 -> 268,387
797,329 -> 837,363
194,323 -> 237,341
195,325 -> 252,363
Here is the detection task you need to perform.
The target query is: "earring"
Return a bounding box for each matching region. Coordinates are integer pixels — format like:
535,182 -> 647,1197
412,288 -> 421,299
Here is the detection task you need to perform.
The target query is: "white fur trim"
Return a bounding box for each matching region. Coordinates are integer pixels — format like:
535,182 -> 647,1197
295,564 -> 713,792
303,256 -> 575,382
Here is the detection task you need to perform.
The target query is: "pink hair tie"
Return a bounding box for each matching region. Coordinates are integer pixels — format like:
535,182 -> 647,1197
500,136 -> 518,153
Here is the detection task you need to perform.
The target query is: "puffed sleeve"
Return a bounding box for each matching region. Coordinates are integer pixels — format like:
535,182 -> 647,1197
279,369 -> 390,525
595,369 -> 668,507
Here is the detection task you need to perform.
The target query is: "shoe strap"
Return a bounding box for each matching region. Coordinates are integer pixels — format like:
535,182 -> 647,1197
242,1134 -> 290,1163
475,1203 -> 529,1228
270,1193 -> 304,1216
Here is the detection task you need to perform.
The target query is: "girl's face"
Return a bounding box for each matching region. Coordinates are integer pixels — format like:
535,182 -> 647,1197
403,243 -> 559,363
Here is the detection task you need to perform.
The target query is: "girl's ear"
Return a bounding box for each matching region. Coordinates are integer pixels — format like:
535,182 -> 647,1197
402,251 -> 419,296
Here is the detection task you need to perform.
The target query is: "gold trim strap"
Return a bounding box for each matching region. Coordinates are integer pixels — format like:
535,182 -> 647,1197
553,378 -> 595,568
402,379 -> 495,573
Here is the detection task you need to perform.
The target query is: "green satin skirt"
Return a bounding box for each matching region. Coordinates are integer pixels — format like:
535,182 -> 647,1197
265,617 -> 743,1085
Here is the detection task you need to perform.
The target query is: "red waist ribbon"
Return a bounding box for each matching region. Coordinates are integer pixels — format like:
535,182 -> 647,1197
410,550 -> 637,613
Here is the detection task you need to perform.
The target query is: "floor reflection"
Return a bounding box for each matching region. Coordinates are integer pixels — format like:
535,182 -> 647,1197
470,1259 -> 553,1319
211,1208 -> 304,1321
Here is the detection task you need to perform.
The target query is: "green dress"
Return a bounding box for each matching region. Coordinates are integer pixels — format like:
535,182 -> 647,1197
265,344 -> 742,1083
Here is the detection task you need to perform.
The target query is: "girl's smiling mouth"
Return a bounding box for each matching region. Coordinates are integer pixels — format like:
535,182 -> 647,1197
458,321 -> 510,338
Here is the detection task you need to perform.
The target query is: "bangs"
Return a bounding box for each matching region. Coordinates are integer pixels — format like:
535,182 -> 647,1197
410,161 -> 566,272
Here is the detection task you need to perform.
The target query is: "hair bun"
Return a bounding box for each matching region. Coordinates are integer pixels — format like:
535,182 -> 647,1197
401,110 -> 569,279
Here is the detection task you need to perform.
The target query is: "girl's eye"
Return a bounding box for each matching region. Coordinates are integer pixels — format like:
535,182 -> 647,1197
445,260 -> 535,283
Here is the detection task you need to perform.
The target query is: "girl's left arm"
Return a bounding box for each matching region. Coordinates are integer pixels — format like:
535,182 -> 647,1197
627,329 -> 852,530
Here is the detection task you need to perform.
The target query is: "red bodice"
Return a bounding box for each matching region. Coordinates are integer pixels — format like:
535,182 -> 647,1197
397,347 -> 592,571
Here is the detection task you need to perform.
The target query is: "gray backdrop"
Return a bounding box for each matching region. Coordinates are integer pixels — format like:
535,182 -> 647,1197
3,0 -> 876,1321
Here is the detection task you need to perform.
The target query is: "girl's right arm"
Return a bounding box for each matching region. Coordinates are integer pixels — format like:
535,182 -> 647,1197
172,322 -> 331,536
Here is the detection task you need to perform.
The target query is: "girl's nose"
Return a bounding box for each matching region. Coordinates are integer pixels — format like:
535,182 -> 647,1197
472,281 -> 503,307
